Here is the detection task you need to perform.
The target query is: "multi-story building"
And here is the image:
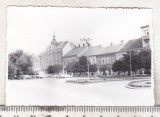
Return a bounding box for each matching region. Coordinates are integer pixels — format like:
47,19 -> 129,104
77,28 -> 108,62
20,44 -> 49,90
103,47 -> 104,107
96,25 -> 151,75
119,25 -> 150,54
39,34 -> 74,73
96,42 -> 124,75
39,25 -> 150,76
141,25 -> 150,49
63,44 -> 88,67
63,25 -> 151,76
63,44 -> 108,66
82,45 -> 103,65
63,41 -> 124,75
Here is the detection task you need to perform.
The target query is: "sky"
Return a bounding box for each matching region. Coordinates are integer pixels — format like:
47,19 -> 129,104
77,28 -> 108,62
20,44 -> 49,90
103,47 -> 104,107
7,7 -> 152,55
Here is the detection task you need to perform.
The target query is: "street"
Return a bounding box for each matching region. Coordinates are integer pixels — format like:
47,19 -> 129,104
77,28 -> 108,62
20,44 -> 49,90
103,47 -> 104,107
6,78 -> 154,106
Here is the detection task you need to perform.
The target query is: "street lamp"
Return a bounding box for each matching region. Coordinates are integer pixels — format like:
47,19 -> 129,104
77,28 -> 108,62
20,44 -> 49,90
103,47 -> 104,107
80,38 -> 92,78
129,48 -> 132,77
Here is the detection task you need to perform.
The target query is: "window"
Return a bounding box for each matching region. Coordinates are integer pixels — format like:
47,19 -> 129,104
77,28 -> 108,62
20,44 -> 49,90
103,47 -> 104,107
93,59 -> 95,63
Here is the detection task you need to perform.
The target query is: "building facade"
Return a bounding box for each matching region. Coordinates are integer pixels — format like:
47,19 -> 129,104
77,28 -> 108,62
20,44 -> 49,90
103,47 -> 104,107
62,25 -> 151,76
63,42 -> 124,75
96,43 -> 124,75
63,45 -> 88,67
38,25 -> 150,75
39,34 -> 74,73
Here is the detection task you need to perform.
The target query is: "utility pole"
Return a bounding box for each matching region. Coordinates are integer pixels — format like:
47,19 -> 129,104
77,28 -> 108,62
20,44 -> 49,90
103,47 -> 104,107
80,38 -> 92,78
129,48 -> 132,77
62,58 -> 64,74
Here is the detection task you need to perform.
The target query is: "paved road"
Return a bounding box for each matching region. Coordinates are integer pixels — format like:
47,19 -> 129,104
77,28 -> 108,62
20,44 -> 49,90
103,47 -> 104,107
6,78 -> 154,106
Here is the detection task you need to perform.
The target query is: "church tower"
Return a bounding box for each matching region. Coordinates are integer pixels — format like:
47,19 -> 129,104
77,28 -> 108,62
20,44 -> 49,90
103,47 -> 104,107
51,33 -> 57,45
51,33 -> 57,50
141,25 -> 150,49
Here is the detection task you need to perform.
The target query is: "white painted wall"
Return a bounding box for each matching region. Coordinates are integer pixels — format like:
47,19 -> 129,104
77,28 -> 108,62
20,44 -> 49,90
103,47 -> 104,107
62,42 -> 73,56
88,56 -> 97,64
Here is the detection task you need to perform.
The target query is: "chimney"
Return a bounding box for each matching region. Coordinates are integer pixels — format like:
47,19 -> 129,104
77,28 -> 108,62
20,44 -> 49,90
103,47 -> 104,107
110,42 -> 113,46
121,40 -> 124,45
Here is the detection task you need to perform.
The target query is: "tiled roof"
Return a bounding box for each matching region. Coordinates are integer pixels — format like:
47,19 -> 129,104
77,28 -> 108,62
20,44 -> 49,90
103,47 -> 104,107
61,41 -> 68,48
55,41 -> 68,49
42,41 -> 68,53
63,46 -> 87,58
120,38 -> 142,52
69,42 -> 76,49
95,44 -> 124,56
82,44 -> 123,57
83,45 -> 102,56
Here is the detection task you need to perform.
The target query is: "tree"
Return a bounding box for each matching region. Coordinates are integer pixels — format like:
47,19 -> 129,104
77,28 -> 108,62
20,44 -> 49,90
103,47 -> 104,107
99,65 -> 109,75
112,59 -> 124,74
54,64 -> 63,73
47,66 -> 54,74
77,56 -> 88,74
89,64 -> 97,73
79,56 -> 88,65
65,56 -> 95,76
8,50 -> 33,79
112,49 -> 151,76
65,61 -> 76,73
47,64 -> 63,74
138,49 -> 151,74
122,51 -> 140,75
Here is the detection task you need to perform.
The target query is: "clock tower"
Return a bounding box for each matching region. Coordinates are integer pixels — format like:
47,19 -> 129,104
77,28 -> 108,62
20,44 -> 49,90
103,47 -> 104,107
141,25 -> 150,49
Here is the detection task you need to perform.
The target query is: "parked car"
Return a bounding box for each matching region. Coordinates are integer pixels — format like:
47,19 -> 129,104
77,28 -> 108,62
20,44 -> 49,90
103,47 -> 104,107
39,74 -> 48,78
22,75 -> 33,79
38,71 -> 48,78
49,75 -> 53,78
52,74 -> 61,78
32,75 -> 39,79
59,73 -> 72,78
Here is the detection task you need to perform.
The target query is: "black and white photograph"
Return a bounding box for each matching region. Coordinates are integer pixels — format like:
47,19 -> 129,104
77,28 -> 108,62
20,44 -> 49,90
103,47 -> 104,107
6,7 -> 154,106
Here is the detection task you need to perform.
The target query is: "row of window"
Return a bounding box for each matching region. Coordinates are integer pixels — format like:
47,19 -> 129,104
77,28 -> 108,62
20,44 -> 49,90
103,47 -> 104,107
97,59 -> 116,64
41,59 -> 62,64
63,57 -> 116,66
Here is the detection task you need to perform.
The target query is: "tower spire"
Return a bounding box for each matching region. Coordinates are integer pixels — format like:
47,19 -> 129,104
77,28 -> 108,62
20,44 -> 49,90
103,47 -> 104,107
51,32 -> 57,44
53,32 -> 56,40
